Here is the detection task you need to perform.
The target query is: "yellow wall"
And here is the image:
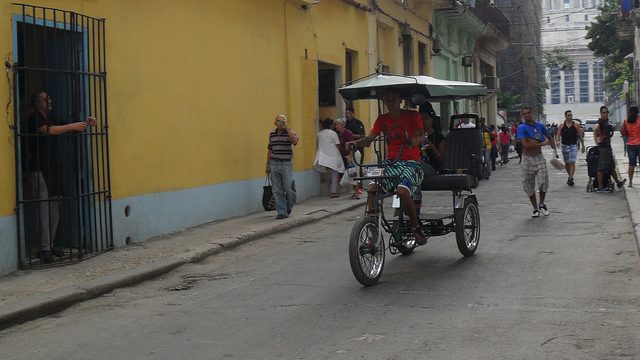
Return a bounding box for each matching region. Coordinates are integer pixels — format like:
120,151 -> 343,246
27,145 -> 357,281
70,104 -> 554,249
0,3 -> 15,217
0,0 -> 376,217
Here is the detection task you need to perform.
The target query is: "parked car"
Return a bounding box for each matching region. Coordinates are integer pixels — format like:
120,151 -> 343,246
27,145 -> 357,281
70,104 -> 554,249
584,119 -> 598,132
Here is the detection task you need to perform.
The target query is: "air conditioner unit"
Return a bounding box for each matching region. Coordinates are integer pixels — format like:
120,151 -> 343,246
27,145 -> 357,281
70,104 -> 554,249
482,76 -> 500,91
567,95 -> 575,103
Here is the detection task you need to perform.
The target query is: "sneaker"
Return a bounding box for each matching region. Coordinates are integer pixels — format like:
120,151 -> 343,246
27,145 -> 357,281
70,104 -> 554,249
596,187 -> 612,193
276,214 -> 288,219
413,226 -> 427,246
617,179 -> 627,189
538,204 -> 549,216
567,177 -> 574,186
531,209 -> 540,218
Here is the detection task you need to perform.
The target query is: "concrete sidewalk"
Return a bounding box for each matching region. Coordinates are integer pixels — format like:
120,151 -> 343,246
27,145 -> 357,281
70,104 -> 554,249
1,132 -> 639,331
0,193 -> 366,330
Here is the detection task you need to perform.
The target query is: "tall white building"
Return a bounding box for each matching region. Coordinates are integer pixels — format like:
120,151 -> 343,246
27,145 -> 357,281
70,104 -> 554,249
542,0 -> 605,122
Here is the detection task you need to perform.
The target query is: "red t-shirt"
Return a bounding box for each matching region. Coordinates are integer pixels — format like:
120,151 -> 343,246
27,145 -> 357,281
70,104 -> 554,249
371,110 -> 422,161
499,131 -> 510,145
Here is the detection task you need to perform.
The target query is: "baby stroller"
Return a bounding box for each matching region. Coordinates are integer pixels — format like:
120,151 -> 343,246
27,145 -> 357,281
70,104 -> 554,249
585,146 -> 612,192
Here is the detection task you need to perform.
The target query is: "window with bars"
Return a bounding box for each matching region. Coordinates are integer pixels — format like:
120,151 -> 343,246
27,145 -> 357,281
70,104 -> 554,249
593,62 -> 604,102
550,67 -> 561,104
579,63 -> 590,103
564,69 -> 575,103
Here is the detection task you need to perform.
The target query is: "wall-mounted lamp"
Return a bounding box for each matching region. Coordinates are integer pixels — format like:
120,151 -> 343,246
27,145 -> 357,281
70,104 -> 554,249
399,22 -> 412,45
430,38 -> 442,57
462,55 -> 473,67
300,0 -> 320,10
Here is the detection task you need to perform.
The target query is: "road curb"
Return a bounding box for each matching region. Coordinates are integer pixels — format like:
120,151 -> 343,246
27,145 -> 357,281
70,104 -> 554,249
0,199 -> 365,330
616,153 -> 640,256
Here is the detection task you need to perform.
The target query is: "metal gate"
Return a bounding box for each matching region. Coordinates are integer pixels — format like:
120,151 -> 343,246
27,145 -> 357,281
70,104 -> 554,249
12,4 -> 113,267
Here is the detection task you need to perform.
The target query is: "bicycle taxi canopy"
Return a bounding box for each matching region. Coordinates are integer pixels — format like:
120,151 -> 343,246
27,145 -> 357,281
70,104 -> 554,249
338,73 -> 487,102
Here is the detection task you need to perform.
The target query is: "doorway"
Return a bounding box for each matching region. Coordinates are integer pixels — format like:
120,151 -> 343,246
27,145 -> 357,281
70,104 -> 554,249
12,4 -> 113,267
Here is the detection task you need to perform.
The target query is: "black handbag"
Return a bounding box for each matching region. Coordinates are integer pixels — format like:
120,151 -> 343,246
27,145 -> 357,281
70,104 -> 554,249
262,177 -> 276,211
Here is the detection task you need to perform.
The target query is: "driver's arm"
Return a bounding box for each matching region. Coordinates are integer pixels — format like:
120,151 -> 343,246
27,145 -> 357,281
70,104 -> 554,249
355,131 -> 376,147
409,128 -> 424,147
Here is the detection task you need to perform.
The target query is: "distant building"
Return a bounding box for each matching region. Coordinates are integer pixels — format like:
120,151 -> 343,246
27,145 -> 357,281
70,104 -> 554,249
495,0 -> 544,120
541,0 -> 606,123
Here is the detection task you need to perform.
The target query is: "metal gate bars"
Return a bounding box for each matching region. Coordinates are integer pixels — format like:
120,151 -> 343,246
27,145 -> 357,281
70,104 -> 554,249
12,4 -> 113,268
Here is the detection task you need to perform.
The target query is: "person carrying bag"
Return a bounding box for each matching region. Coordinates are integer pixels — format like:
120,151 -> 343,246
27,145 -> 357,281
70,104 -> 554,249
262,176 -> 276,211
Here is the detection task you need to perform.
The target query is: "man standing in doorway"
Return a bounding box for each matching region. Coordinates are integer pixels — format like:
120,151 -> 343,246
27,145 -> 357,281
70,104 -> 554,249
27,90 -> 96,263
517,106 -> 558,217
266,114 -> 299,219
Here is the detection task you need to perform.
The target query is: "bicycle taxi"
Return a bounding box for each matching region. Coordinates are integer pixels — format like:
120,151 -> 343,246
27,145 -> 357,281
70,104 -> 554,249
338,72 -> 487,286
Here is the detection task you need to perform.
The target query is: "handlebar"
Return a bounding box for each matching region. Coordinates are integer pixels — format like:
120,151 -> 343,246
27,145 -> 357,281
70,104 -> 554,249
349,131 -> 408,169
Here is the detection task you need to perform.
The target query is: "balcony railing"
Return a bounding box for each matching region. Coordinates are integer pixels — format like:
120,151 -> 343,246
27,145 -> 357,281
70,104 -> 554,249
470,5 -> 510,38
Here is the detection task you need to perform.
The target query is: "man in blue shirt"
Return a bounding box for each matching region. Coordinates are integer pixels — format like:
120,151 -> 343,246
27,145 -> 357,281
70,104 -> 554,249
517,106 -> 558,217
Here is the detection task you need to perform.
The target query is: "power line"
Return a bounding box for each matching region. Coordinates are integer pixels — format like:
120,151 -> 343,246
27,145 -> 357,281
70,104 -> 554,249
495,3 -> 605,26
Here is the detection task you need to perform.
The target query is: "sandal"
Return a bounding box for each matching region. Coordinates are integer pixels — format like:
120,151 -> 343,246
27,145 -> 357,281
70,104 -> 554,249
412,226 -> 427,246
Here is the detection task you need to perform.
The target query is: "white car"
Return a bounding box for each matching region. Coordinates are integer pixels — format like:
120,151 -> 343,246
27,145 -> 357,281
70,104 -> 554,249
584,119 -> 598,132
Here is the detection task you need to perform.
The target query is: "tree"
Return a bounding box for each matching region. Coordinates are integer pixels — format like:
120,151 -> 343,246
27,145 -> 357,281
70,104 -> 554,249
543,49 -> 574,72
497,92 -> 521,111
585,0 -> 634,89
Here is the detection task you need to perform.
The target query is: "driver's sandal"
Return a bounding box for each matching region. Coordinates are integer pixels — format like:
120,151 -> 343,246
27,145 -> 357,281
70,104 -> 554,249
412,226 -> 427,246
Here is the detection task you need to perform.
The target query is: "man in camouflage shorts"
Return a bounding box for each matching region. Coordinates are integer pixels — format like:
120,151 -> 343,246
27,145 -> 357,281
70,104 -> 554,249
517,106 -> 558,217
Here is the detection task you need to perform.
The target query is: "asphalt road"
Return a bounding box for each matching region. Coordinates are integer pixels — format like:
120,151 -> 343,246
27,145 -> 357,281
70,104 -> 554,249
1,147 -> 639,360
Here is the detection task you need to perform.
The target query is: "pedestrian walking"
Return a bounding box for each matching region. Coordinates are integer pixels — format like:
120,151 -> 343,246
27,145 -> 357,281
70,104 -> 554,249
517,106 -> 558,217
594,106 -> 626,192
266,114 -> 298,219
490,125 -> 499,171
479,118 -> 492,178
499,126 -> 510,165
333,117 -> 359,199
620,106 -> 640,188
313,118 -> 345,198
555,110 -> 585,186
345,106 -> 366,194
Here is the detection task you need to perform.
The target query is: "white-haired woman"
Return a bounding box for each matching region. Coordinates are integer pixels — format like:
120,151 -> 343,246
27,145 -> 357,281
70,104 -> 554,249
334,117 -> 361,199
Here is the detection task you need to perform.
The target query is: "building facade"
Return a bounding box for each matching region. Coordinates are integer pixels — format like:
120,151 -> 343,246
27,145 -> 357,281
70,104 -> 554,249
496,0 -> 544,120
432,0 -> 509,128
541,0 -> 606,122
0,0 -> 443,275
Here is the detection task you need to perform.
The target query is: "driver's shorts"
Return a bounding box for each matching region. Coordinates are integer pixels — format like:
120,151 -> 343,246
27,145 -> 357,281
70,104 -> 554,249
380,160 -> 424,195
521,153 -> 548,196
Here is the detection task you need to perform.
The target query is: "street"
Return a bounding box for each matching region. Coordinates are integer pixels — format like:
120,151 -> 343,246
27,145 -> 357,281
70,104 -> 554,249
1,141 -> 640,359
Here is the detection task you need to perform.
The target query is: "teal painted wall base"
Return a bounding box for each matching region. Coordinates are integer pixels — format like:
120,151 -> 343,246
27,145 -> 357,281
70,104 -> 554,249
112,170 -> 320,247
0,216 -> 18,276
0,170 -> 320,276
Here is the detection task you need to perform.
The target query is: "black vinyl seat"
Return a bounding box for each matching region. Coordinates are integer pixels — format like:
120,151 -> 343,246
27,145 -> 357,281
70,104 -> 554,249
421,127 -> 484,192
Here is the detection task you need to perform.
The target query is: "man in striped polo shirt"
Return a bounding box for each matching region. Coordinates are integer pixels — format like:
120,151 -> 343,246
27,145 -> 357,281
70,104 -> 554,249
266,114 -> 299,219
